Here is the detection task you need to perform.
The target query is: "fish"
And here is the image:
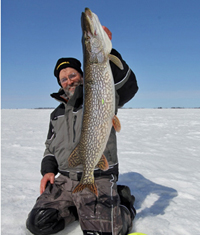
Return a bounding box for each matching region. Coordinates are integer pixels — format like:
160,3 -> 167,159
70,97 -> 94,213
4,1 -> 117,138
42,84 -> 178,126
68,8 -> 123,197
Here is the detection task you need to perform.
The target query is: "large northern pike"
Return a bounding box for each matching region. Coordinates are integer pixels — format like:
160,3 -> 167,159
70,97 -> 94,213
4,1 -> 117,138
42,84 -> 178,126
68,8 -> 123,196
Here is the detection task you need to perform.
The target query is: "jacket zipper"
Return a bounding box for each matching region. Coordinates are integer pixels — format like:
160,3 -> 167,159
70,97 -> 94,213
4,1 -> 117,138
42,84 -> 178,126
73,115 -> 77,142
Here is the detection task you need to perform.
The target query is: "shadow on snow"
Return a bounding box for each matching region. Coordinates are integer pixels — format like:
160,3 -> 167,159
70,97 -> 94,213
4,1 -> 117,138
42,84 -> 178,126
118,172 -> 178,219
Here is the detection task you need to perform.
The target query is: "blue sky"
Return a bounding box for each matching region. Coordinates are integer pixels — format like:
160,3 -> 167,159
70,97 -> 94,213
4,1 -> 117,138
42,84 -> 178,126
1,0 -> 200,108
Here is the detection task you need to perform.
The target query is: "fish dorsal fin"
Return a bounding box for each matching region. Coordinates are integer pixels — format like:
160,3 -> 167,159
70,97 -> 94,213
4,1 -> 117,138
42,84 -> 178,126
96,154 -> 109,171
108,54 -> 124,70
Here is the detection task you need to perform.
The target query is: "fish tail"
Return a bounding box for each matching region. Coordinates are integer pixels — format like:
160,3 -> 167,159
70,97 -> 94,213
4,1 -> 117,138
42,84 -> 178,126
73,182 -> 98,197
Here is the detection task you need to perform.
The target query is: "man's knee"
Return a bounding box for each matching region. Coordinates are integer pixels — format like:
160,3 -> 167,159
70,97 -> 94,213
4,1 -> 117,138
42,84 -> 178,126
26,208 -> 65,235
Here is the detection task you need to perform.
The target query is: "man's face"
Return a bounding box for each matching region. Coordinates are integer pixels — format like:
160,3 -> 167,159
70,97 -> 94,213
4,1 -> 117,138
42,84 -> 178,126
59,67 -> 83,99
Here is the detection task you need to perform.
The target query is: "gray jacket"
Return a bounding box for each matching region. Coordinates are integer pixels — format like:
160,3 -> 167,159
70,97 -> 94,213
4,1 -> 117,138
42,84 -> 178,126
41,49 -> 138,178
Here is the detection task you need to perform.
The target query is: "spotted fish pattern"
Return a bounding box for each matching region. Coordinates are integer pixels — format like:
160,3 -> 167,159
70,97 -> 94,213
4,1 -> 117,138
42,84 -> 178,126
68,8 -> 122,196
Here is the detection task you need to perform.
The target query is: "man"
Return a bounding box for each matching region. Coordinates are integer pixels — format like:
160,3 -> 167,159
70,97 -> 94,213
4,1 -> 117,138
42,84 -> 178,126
26,27 -> 138,235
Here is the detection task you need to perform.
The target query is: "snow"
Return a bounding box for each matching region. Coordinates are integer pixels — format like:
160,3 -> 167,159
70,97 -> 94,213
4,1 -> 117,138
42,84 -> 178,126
1,108 -> 200,235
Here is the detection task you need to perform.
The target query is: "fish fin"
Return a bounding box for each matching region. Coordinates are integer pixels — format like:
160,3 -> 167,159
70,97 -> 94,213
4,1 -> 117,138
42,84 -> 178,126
112,115 -> 121,132
68,146 -> 82,167
96,154 -> 109,171
108,54 -> 124,70
73,182 -> 98,197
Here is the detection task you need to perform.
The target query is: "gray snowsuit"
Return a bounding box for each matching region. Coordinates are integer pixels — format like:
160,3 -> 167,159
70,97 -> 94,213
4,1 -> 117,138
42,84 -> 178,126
26,49 -> 138,235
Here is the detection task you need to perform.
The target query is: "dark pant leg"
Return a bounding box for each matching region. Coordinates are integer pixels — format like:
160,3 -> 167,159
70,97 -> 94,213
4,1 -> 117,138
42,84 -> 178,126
72,175 -> 133,235
26,175 -> 77,235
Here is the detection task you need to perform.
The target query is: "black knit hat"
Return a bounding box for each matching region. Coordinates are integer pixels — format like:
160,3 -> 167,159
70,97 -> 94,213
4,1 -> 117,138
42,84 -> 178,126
54,58 -> 83,86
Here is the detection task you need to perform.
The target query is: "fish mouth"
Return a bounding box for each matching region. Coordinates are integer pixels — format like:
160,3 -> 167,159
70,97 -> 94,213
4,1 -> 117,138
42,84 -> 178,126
85,8 -> 92,19
81,8 -> 95,37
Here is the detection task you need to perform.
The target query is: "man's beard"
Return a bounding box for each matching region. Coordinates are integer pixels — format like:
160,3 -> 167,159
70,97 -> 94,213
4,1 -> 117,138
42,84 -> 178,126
63,79 -> 83,99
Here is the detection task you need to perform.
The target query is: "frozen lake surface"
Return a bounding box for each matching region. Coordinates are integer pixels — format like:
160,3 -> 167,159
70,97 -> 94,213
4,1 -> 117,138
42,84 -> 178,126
1,109 -> 200,235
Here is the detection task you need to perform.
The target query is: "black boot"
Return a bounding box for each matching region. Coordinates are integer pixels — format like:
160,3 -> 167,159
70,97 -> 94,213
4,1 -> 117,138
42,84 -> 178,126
117,185 -> 136,220
26,208 -> 65,235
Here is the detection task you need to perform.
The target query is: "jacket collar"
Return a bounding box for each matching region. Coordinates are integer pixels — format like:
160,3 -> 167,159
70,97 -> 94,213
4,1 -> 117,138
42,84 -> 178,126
51,85 -> 83,109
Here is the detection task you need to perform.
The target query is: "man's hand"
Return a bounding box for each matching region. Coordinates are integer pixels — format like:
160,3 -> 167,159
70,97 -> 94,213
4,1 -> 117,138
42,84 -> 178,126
102,26 -> 112,40
40,173 -> 55,194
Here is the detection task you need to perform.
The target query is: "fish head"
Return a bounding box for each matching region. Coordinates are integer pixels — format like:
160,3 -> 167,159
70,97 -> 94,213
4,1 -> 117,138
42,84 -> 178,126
81,8 -> 112,64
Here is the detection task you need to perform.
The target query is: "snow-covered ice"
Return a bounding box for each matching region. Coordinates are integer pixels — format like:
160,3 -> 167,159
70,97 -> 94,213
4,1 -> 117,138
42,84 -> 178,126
1,109 -> 200,235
